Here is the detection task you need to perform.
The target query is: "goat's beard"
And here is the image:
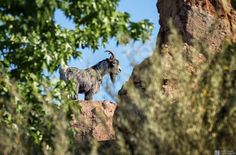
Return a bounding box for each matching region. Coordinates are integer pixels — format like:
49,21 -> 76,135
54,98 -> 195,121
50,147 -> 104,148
110,74 -> 116,83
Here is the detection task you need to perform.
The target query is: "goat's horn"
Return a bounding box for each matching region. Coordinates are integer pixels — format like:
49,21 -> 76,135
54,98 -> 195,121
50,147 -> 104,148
105,50 -> 115,59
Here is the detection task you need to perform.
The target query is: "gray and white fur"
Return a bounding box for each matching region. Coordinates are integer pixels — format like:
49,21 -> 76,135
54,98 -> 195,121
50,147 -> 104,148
59,50 -> 121,100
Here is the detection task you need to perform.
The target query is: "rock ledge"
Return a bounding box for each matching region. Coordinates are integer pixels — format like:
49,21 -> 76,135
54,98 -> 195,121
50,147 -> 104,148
71,100 -> 117,141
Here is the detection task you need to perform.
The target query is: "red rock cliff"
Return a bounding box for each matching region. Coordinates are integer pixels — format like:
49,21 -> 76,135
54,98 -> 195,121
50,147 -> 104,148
158,0 -> 236,48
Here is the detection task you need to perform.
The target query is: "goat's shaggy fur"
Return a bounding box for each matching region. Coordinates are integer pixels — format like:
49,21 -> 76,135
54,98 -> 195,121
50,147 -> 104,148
59,51 -> 121,100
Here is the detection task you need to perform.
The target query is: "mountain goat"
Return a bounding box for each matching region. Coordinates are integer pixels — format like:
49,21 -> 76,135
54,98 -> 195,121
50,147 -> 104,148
59,50 -> 121,100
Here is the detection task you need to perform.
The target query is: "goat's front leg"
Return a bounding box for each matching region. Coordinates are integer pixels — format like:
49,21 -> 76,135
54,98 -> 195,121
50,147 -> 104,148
85,91 -> 93,100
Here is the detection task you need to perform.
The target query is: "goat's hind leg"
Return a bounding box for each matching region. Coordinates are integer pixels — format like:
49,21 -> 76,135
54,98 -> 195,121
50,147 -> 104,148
85,91 -> 93,100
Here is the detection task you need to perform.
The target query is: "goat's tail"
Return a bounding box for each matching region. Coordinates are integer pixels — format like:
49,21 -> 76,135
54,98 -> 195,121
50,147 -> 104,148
59,64 -> 69,80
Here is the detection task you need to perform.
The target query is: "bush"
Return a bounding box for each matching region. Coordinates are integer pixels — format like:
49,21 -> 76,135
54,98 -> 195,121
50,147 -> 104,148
109,28 -> 236,155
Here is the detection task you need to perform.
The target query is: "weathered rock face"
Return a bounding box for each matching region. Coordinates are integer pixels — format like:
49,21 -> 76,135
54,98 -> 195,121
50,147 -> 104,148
71,100 -> 116,141
156,0 -> 236,98
158,0 -> 236,49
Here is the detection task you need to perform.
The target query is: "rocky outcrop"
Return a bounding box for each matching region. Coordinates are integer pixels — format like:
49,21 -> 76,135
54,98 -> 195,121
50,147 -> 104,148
155,0 -> 236,98
158,0 -> 236,49
71,100 -> 116,141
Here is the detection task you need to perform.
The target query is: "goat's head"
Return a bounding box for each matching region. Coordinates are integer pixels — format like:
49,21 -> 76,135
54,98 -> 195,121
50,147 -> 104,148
106,50 -> 121,83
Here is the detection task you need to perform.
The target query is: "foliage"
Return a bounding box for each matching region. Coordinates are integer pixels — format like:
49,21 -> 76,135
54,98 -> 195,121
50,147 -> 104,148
96,28 -> 236,155
0,0 -> 152,154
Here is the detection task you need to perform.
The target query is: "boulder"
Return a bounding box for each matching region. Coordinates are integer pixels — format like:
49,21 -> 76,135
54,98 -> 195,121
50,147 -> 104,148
71,100 -> 117,141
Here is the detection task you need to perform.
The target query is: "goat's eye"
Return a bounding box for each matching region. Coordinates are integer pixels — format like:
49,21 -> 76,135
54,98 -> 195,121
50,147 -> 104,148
110,63 -> 115,67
